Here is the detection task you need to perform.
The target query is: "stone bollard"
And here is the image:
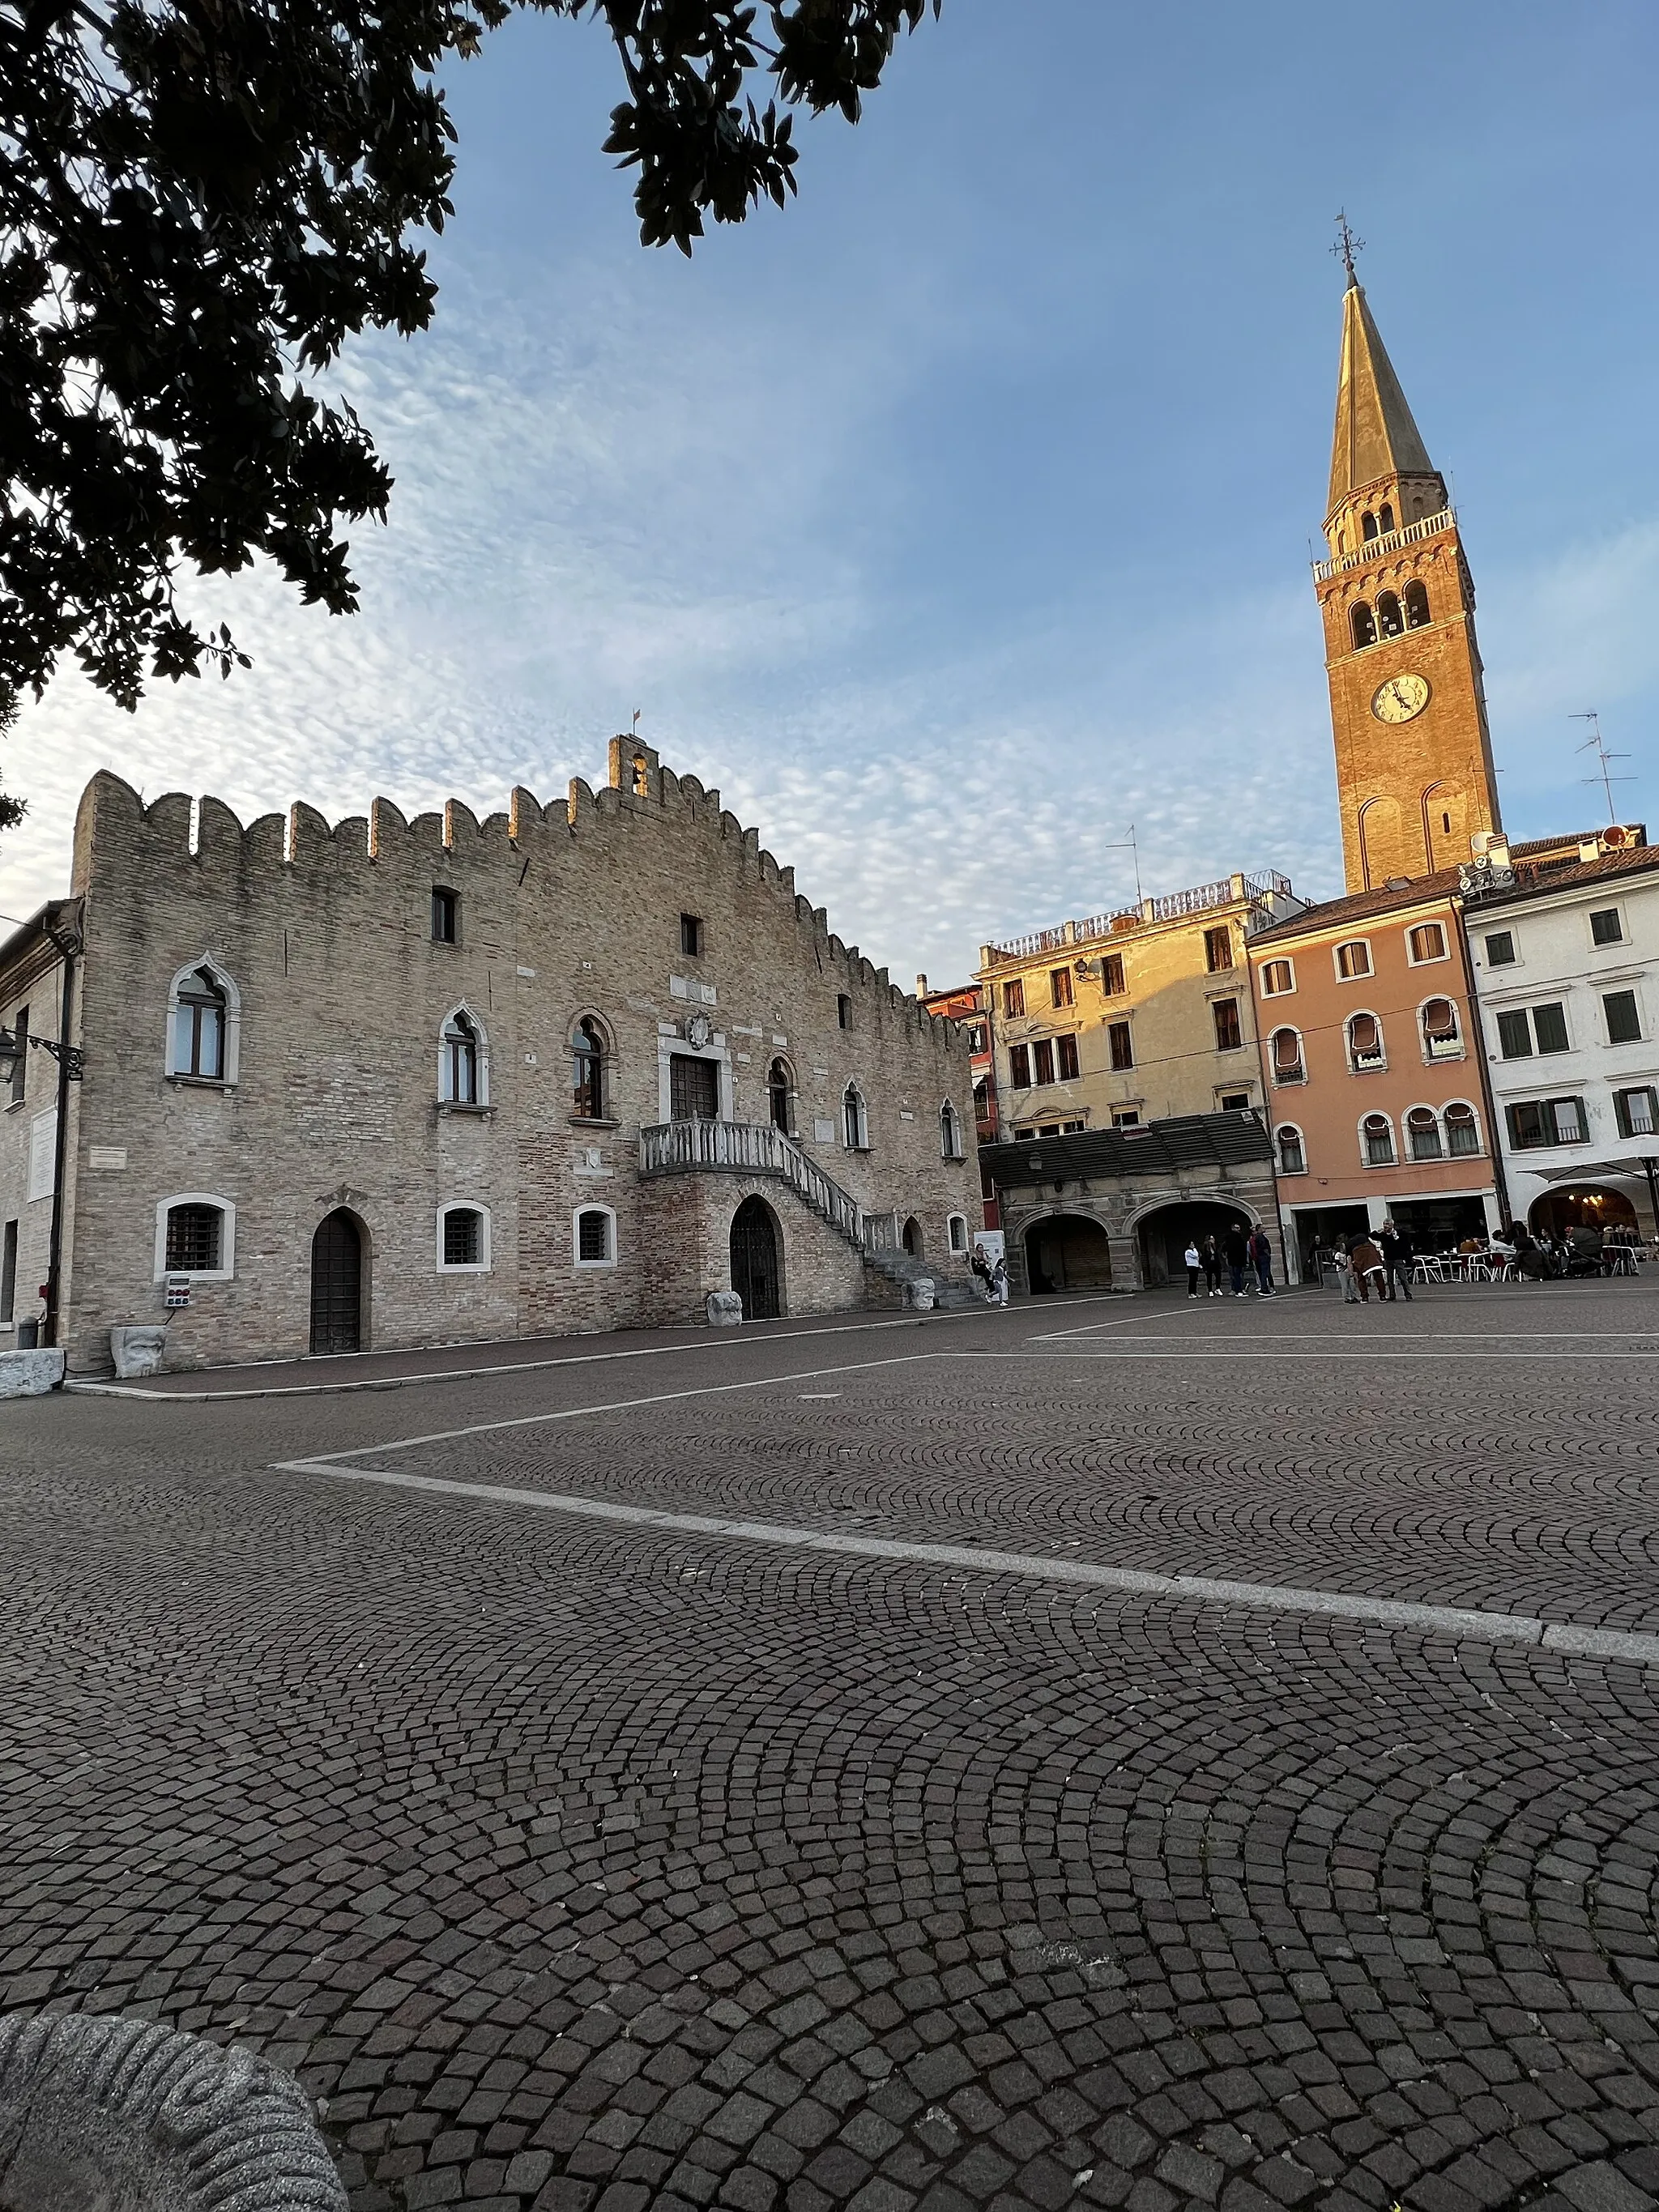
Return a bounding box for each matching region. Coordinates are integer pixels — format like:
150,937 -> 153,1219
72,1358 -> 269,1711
110,1324 -> 170,1379
903,1277 -> 936,1311
0,2011 -> 348,2212
706,1290 -> 744,1327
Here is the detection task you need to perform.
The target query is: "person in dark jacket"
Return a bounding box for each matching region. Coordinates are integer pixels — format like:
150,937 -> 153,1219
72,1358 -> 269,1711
1225,1221 -> 1251,1298
1202,1235 -> 1223,1298
1248,1225 -> 1276,1297
1348,1232 -> 1386,1303
1379,1221 -> 1414,1302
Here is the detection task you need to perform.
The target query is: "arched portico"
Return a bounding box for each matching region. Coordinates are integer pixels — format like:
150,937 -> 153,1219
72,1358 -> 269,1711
1528,1184 -> 1639,1241
1132,1197 -> 1261,1288
1023,1213 -> 1112,1294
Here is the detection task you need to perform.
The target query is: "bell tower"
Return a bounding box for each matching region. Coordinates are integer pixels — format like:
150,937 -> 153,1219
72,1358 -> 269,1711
1314,228 -> 1501,893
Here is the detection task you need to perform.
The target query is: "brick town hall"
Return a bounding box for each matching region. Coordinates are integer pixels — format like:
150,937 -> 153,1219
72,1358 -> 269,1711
0,738 -> 978,1372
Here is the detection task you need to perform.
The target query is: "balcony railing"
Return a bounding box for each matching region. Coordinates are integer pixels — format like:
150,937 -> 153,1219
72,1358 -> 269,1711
985,868 -> 1297,965
640,1117 -> 888,1253
1312,507 -> 1455,582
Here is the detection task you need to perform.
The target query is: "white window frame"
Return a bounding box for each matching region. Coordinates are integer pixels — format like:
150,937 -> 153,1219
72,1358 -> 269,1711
1601,984 -> 1645,1047
1418,994 -> 1465,1063
1274,1122 -> 1307,1175
1269,1025 -> 1306,1086
940,1100 -> 965,1160
1358,1112 -> 1397,1169
947,1213 -> 969,1254
436,1202 -> 493,1273
1257,957 -> 1297,997
153,1193 -> 237,1281
1440,1098 -> 1484,1158
1333,939 -> 1374,982
164,956 -> 241,1086
1402,1103 -> 1444,1162
1587,903 -> 1627,952
573,1203 -> 618,1270
1405,920 -> 1450,966
843,1082 -> 870,1153
1346,1008 -> 1388,1073
438,1001 -> 489,1106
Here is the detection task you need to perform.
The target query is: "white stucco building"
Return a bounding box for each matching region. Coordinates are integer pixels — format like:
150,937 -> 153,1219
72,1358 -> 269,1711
1464,831 -> 1659,1241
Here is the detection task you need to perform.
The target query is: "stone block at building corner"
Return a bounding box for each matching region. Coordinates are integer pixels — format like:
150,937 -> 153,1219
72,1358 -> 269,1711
0,1348 -> 65,1396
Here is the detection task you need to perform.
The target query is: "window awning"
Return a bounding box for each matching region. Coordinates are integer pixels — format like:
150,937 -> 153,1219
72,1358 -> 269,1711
1530,1156 -> 1658,1184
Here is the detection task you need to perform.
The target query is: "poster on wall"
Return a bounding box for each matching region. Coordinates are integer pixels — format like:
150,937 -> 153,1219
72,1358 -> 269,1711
28,1108 -> 56,1204
974,1230 -> 1005,1264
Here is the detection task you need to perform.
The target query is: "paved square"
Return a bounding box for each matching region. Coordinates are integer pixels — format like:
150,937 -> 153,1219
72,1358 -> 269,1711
5,1282 -> 1659,2212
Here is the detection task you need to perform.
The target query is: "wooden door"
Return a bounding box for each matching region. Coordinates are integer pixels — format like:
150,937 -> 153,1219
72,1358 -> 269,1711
670,1053 -> 719,1120
310,1209 -> 363,1353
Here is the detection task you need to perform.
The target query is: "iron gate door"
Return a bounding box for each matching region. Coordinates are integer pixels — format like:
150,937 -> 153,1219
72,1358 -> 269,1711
729,1197 -> 780,1320
670,1053 -> 719,1119
310,1209 -> 363,1353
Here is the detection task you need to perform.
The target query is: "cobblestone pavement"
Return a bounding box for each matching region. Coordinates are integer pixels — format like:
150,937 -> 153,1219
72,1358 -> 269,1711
5,1283 -> 1659,2212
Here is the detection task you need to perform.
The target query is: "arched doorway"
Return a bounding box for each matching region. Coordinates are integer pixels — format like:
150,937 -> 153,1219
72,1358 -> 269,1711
730,1197 -> 782,1320
1024,1213 -> 1111,1294
310,1209 -> 365,1353
1136,1200 -> 1255,1288
902,1216 -> 923,1258
1529,1185 -> 1640,1241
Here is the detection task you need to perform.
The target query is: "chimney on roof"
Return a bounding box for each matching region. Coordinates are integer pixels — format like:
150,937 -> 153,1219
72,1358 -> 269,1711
916,974 -> 928,995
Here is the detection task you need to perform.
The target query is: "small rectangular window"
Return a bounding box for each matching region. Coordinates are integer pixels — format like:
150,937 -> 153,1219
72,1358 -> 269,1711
1003,978 -> 1025,1019
1259,960 -> 1293,995
1009,1043 -> 1030,1089
837,993 -> 852,1030
1408,921 -> 1448,963
680,913 -> 702,957
1108,1020 -> 1134,1072
577,1208 -> 612,1262
1484,931 -> 1516,967
1590,908 -> 1623,946
1220,1091 -> 1249,1112
1550,1096 -> 1586,1144
1056,1033 -> 1080,1081
1604,990 -> 1642,1045
431,887 -> 458,944
966,1024 -> 986,1053
1050,967 -> 1073,1009
165,1203 -> 221,1272
0,1217 -> 15,1321
8,1006 -> 25,1103
1033,1038 -> 1055,1086
1111,1108 -> 1141,1127
442,1208 -> 482,1266
1496,1009 -> 1533,1059
1336,940 -> 1371,979
1213,999 -> 1243,1051
1204,926 -> 1233,974
1614,1087 -> 1658,1138
1101,953 -> 1125,997
1533,1002 -> 1569,1054
1508,1100 -> 1546,1149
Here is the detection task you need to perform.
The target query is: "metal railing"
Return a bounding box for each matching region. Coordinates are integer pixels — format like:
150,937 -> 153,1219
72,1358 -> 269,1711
639,1118 -> 876,1251
1312,507 -> 1455,582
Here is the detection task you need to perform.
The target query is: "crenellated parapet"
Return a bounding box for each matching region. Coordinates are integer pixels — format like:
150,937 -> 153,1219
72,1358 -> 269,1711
69,740 -> 957,1038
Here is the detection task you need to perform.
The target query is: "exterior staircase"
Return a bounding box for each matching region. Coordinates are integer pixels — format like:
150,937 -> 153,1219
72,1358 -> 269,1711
638,1118 -> 981,1308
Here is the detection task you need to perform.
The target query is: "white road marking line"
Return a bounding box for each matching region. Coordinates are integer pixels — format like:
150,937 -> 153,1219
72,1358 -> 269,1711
1026,1308 -> 1210,1344
267,1456 -> 1659,1672
799,1393 -> 842,1400
271,1353 -> 940,1466
66,1291 -> 1136,1402
1013,1350 -> 1659,1362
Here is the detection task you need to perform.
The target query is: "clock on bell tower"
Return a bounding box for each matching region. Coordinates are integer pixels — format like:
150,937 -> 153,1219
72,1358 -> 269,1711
1314,231 -> 1501,893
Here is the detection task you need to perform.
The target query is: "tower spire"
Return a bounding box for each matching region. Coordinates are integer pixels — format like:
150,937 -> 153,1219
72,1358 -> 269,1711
1326,277 -> 1437,524
1331,210 -> 1364,288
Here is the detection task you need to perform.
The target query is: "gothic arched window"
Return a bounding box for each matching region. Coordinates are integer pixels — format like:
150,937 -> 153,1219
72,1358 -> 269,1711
768,1056 -> 792,1134
1378,502 -> 1395,534
441,1010 -> 481,1104
1362,510 -> 1379,541
572,1018 -> 605,1120
1376,590 -> 1404,639
171,965 -> 228,1080
1350,602 -> 1376,650
843,1083 -> 868,1152
1404,579 -> 1431,629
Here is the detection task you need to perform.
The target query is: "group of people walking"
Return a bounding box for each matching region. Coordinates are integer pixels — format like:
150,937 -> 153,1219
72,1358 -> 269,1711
1185,1222 -> 1276,1299
1330,1222 -> 1415,1303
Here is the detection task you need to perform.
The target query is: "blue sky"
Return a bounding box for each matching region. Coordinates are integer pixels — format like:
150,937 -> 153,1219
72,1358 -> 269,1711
6,1 -> 1657,985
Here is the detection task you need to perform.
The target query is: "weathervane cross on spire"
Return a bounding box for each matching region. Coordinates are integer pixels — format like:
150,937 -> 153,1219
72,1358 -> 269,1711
1332,211 -> 1365,286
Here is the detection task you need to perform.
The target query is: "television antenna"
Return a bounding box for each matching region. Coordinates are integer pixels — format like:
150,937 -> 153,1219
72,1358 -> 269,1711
1106,825 -> 1144,909
1570,711 -> 1633,825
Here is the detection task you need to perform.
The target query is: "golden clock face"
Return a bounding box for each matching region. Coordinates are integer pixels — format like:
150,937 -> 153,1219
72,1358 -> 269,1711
1371,671 -> 1431,724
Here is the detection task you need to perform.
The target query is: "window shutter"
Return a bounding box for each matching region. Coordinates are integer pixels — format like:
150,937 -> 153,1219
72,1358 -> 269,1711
1273,1028 -> 1300,1072
1350,1013 -> 1380,1055
1422,997 -> 1456,1038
